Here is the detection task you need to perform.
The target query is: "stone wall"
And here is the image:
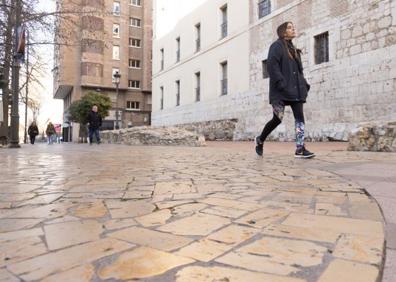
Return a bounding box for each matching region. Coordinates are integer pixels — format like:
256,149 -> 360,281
175,119 -> 238,141
348,121 -> 396,152
101,126 -> 206,147
152,0 -> 396,141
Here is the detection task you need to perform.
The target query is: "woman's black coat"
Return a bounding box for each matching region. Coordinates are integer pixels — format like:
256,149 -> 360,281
267,39 -> 310,105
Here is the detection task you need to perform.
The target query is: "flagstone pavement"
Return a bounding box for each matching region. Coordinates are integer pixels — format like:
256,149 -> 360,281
0,142 -> 394,282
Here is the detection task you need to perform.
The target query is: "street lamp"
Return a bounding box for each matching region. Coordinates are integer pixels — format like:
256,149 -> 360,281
113,71 -> 121,130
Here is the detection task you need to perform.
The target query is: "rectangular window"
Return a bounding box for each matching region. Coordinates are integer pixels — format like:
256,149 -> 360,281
314,32 -> 329,64
258,0 -> 271,19
113,2 -> 120,16
160,86 -> 164,110
126,101 -> 140,110
130,0 -> 141,6
160,48 -> 164,70
112,45 -> 120,60
176,80 -> 180,106
113,23 -> 120,37
130,17 -> 141,27
221,61 -> 228,95
112,68 -> 120,82
176,37 -> 180,62
195,23 -> 201,52
262,60 -> 269,78
220,5 -> 227,39
129,38 -> 141,47
195,72 -> 201,102
128,80 -> 140,89
129,59 -> 141,68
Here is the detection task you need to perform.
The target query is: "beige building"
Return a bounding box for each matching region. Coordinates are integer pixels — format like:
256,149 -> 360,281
152,0 -> 396,141
54,0 -> 152,141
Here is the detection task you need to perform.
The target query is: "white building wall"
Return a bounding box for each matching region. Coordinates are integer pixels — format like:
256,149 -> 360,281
152,0 -> 250,125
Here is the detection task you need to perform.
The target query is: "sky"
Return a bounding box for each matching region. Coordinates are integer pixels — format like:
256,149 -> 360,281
26,0 -> 63,130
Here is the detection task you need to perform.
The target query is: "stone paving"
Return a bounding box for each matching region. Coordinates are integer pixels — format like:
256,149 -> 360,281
0,142 -> 391,282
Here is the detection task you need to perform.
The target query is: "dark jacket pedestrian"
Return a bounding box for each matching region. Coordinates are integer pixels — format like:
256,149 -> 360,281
28,122 -> 39,145
46,122 -> 56,144
255,22 -> 315,159
267,39 -> 310,105
87,105 -> 102,144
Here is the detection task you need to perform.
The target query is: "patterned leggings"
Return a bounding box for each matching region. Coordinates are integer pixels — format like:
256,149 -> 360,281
259,102 -> 305,149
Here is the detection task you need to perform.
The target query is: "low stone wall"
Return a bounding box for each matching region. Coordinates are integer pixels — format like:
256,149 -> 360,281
348,122 -> 396,152
175,119 -> 238,141
101,126 -> 206,147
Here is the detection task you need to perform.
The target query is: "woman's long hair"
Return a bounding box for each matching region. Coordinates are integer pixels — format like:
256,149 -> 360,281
277,22 -> 299,59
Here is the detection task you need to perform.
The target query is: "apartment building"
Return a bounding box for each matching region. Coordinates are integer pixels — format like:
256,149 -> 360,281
53,0 -> 152,141
152,0 -> 396,141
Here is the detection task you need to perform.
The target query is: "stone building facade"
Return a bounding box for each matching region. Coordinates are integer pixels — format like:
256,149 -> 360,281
152,0 -> 396,141
54,0 -> 152,141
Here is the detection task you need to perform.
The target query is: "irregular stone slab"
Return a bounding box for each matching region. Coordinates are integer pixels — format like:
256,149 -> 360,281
348,201 -> 384,221
0,268 -> 19,282
176,239 -> 234,262
170,203 -> 208,217
3,203 -> 72,219
199,198 -> 262,211
207,224 -> 258,245
262,224 -> 340,243
0,218 -> 42,233
103,218 -> 138,231
262,201 -> 313,214
283,213 -> 384,237
123,190 -> 153,199
175,266 -> 307,282
0,228 -> 43,242
107,226 -> 193,251
333,234 -> 383,265
45,215 -> 80,225
0,237 -> 47,267
44,220 -> 104,250
238,237 -> 327,267
155,200 -> 193,210
7,238 -> 134,281
98,246 -> 195,280
72,201 -> 108,218
158,213 -> 230,236
315,203 -> 347,216
42,264 -> 94,282
0,193 -> 36,202
318,259 -> 379,282
235,208 -> 290,228
105,200 -> 155,218
154,181 -> 195,195
69,184 -> 125,193
201,206 -> 248,219
16,193 -> 64,207
135,209 -> 172,227
216,251 -> 298,275
0,184 -> 40,194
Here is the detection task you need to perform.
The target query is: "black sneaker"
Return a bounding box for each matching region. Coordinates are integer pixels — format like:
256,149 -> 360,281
295,146 -> 315,159
255,136 -> 264,156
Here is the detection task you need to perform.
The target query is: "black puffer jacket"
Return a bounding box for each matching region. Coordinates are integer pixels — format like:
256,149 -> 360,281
87,111 -> 102,130
267,39 -> 310,105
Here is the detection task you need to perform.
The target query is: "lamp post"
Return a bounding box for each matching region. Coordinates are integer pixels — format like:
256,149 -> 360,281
113,71 -> 121,130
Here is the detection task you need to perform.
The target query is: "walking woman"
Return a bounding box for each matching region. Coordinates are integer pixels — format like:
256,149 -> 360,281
255,22 -> 315,158
28,121 -> 39,145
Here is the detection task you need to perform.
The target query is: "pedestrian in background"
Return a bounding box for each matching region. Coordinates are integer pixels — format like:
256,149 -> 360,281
46,122 -> 56,145
255,22 -> 315,159
87,105 -> 102,145
28,121 -> 39,145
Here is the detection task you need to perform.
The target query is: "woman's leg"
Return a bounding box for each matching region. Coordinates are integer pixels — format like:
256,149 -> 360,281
290,103 -> 305,150
259,103 -> 285,143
